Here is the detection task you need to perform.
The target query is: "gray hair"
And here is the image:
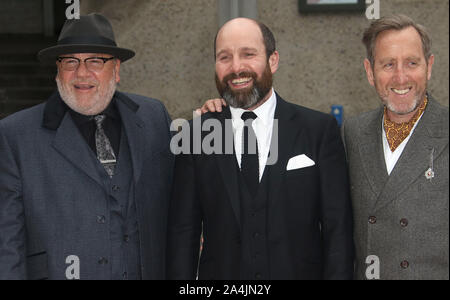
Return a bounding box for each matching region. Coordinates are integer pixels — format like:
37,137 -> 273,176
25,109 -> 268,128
362,14 -> 432,66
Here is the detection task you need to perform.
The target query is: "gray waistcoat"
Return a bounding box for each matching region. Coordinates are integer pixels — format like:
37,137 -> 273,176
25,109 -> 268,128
96,129 -> 141,280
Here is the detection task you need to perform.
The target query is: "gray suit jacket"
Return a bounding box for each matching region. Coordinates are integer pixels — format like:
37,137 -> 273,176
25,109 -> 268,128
0,91 -> 174,280
342,96 -> 449,280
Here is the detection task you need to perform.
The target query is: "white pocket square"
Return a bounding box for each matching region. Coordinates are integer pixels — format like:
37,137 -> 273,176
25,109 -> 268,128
286,154 -> 315,171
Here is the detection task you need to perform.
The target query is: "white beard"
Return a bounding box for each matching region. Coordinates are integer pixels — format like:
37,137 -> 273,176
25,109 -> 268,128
56,71 -> 117,116
383,92 -> 423,115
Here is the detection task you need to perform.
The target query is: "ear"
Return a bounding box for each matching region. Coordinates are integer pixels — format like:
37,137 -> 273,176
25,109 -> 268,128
364,58 -> 375,87
268,51 -> 279,74
55,61 -> 60,79
115,59 -> 121,83
426,54 -> 434,81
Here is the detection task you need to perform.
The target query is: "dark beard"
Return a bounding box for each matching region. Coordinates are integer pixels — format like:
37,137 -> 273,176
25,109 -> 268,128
215,63 -> 273,109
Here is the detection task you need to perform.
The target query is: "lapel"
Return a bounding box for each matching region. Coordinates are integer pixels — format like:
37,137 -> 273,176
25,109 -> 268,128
213,107 -> 242,227
266,94 -> 302,208
357,107 -> 389,209
214,95 -> 301,226
51,112 -> 104,187
374,97 -> 448,211
47,91 -> 145,187
115,92 -> 146,184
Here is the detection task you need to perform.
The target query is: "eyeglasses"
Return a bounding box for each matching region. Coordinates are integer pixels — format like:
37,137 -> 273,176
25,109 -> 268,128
57,56 -> 116,72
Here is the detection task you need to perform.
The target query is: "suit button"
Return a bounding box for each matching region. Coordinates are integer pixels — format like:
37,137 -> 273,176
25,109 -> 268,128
98,257 -> 108,265
97,215 -> 106,224
112,185 -> 120,192
255,273 -> 261,279
400,218 -> 408,227
400,260 -> 409,269
124,235 -> 130,242
368,216 -> 377,224
253,232 -> 260,238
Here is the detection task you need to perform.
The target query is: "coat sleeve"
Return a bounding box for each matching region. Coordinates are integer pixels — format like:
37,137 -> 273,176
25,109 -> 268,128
318,117 -> 355,280
166,149 -> 202,279
0,123 -> 27,279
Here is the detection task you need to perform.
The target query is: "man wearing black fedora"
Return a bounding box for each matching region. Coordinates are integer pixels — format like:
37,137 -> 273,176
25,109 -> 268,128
0,13 -> 174,280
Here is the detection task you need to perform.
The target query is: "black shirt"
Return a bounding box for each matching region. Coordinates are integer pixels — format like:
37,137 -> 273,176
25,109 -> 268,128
69,99 -> 122,156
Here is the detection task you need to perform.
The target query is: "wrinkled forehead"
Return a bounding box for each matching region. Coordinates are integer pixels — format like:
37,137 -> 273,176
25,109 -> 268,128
374,27 -> 425,59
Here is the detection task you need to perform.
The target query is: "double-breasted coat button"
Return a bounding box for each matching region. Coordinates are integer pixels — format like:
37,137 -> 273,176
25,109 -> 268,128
400,218 -> 409,227
124,235 -> 130,242
112,185 -> 120,192
98,257 -> 108,265
400,260 -> 409,269
368,216 -> 377,224
97,215 -> 106,224
255,273 -> 262,279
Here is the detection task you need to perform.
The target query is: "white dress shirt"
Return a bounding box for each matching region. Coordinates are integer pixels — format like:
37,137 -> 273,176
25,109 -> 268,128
229,88 -> 277,182
382,113 -> 424,175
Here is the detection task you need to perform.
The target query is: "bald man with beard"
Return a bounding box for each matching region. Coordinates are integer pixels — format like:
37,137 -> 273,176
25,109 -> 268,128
166,18 -> 354,280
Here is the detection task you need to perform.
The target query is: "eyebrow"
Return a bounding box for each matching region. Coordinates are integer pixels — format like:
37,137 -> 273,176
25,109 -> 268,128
378,56 -> 422,64
216,47 -> 259,57
240,47 -> 258,52
215,50 -> 228,58
406,56 -> 422,61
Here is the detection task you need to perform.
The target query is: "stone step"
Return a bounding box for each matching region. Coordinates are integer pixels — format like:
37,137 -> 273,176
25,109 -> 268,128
3,87 -> 55,101
0,34 -> 57,55
0,53 -> 38,63
0,75 -> 56,88
0,34 -> 57,119
0,63 -> 56,76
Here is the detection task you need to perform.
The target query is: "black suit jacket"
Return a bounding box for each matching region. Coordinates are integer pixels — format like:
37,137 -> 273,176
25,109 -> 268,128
167,94 -> 354,280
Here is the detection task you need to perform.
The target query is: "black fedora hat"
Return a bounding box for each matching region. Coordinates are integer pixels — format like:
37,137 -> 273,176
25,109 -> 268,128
38,13 -> 135,63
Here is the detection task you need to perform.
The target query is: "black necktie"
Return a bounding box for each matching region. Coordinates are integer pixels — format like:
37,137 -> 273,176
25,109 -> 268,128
94,114 -> 116,177
241,111 -> 259,198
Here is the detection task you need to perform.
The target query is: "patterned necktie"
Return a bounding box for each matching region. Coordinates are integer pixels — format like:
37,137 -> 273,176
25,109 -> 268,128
94,114 -> 116,177
241,111 -> 259,199
384,96 -> 428,152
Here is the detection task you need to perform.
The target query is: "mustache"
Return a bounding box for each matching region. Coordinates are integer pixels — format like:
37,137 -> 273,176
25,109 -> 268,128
56,77 -> 99,87
71,80 -> 98,86
222,71 -> 257,84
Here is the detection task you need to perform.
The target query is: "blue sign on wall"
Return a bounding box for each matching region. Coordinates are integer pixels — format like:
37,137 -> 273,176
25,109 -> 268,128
331,105 -> 343,127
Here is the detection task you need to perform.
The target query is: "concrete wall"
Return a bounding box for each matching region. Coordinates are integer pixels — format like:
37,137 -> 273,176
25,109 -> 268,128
81,0 -> 449,120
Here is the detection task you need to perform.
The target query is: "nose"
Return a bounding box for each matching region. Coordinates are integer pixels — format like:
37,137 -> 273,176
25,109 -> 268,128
74,60 -> 91,78
393,65 -> 409,85
231,56 -> 243,74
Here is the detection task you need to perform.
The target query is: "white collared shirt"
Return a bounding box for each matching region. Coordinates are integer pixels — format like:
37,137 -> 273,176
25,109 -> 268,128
229,88 -> 277,181
382,113 -> 424,175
